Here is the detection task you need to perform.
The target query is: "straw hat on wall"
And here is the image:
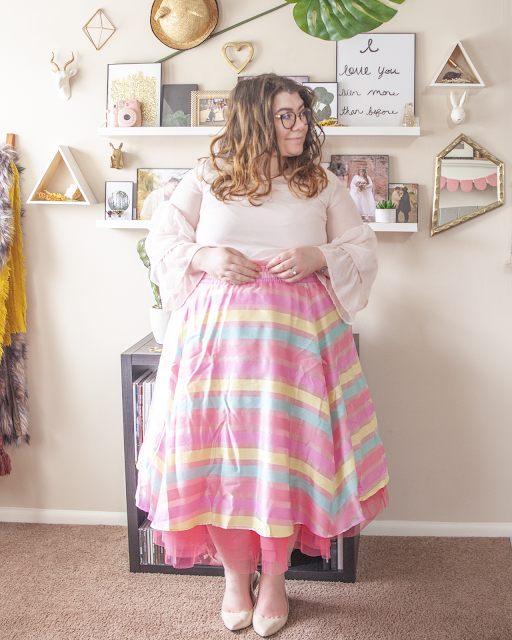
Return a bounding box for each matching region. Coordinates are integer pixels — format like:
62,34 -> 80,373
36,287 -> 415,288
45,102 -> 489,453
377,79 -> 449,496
151,0 -> 219,50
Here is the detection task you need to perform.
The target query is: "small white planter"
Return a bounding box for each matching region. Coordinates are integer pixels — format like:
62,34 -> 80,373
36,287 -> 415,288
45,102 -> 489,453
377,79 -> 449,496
150,306 -> 172,344
375,208 -> 396,223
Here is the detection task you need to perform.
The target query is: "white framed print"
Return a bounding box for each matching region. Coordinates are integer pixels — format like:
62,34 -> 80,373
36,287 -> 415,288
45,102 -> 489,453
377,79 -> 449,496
303,82 -> 338,123
105,182 -> 134,220
136,168 -> 191,220
107,63 -> 162,127
336,33 -> 416,127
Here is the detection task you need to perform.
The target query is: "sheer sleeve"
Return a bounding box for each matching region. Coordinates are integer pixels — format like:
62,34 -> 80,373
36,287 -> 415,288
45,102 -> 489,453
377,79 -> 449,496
316,174 -> 378,324
145,166 -> 207,310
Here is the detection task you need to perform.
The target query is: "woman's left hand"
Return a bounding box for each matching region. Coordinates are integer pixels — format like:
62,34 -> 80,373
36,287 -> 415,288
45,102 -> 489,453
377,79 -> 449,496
266,246 -> 326,282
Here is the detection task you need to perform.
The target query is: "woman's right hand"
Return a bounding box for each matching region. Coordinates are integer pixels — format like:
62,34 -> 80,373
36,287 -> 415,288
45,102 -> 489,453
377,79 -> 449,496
191,247 -> 261,284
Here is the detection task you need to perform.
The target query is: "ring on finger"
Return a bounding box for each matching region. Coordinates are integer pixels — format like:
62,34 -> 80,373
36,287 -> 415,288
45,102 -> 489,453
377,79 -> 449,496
292,267 -> 297,276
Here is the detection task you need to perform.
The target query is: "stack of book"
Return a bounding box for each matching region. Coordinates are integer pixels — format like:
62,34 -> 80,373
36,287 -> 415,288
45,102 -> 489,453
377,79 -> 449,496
133,369 -> 157,462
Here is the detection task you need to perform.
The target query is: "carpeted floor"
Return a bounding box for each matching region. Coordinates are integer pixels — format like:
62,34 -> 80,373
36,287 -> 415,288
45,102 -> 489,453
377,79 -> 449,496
1,523 -> 511,640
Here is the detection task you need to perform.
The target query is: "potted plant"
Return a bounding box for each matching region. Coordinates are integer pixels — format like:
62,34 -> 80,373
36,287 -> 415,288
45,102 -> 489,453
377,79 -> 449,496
137,237 -> 172,344
375,200 -> 397,223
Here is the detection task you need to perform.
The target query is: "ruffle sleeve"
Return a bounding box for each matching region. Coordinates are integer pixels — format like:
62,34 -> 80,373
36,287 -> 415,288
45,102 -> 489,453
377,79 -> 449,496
145,168 -> 207,310
316,224 -> 378,324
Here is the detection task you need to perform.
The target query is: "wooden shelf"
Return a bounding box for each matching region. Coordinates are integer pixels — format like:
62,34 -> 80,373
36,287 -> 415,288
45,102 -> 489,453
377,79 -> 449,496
97,125 -> 420,138
98,220 -> 418,232
369,223 -> 418,232
97,219 -> 149,229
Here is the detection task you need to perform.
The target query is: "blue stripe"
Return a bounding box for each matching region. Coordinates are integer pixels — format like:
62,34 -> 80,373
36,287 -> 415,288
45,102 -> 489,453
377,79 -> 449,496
186,326 -> 320,356
318,321 -> 349,351
175,395 -> 332,434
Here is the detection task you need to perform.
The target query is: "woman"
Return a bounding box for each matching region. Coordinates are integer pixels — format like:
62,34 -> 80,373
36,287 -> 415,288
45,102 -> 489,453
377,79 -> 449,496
398,185 -> 411,223
349,167 -> 375,222
136,74 -> 388,636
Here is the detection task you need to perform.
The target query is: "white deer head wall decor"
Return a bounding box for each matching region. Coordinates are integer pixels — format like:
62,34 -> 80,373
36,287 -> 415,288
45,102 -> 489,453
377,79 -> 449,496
50,52 -> 77,101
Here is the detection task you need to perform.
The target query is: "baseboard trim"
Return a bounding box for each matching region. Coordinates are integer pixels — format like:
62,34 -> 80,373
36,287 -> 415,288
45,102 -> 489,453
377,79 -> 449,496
363,520 -> 512,537
0,507 -> 127,526
0,510 -> 511,537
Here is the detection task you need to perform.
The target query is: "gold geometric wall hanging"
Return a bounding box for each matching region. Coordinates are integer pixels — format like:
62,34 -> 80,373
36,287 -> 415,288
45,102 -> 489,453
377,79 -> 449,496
83,10 -> 116,51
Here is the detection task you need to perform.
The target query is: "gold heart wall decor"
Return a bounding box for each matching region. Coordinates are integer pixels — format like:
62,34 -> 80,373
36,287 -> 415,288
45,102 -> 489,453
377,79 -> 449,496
222,42 -> 254,74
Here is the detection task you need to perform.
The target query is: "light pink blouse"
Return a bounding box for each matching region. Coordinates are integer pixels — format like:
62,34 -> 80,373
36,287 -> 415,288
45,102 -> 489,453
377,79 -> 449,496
145,161 -> 378,324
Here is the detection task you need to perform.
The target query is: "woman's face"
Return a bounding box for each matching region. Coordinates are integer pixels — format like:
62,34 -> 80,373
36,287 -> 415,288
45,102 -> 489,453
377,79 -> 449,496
272,91 -> 308,158
359,169 -> 365,177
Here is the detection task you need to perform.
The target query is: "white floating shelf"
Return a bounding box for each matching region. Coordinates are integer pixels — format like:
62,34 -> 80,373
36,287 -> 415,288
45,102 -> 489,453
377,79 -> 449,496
368,223 -> 418,232
96,220 -> 149,229
97,220 -> 418,232
97,126 -> 420,138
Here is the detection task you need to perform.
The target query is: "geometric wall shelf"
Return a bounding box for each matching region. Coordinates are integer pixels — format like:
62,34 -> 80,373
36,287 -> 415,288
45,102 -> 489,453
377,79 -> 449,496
27,146 -> 98,205
430,40 -> 485,88
83,10 -> 116,51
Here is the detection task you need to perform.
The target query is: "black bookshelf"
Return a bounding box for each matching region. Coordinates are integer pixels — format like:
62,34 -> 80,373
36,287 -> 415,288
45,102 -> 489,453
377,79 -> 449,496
121,334 -> 360,583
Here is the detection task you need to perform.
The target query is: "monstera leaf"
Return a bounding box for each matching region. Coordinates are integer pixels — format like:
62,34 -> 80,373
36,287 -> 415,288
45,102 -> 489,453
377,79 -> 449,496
285,0 -> 406,41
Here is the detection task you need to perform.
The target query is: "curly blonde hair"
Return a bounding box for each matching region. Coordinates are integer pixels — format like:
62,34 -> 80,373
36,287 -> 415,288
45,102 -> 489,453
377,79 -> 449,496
207,74 -> 328,205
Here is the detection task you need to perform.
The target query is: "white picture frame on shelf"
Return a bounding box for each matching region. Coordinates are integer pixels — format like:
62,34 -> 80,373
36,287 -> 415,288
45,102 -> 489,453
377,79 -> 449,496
336,33 -> 416,128
107,63 -> 162,127
105,181 -> 134,220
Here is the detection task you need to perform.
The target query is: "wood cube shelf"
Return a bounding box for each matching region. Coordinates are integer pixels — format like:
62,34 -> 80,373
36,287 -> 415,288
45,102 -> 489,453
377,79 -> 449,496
27,146 -> 97,205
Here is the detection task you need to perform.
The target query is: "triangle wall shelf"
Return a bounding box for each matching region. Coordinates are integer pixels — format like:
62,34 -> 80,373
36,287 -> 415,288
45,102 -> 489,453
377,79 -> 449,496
27,146 -> 97,205
430,41 -> 485,88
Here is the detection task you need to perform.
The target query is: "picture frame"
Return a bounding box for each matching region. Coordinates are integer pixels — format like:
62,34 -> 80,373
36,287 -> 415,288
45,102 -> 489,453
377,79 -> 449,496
105,182 -> 134,220
161,84 -> 198,127
303,82 -> 338,122
336,33 -> 416,127
388,183 -> 418,223
330,155 -> 389,223
107,63 -> 162,127
136,168 -> 191,220
191,91 -> 231,127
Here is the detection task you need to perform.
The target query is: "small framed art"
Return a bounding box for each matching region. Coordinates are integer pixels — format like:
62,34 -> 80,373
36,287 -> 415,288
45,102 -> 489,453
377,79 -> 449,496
330,155 -> 389,223
136,168 -> 191,220
105,182 -> 134,220
303,82 -> 338,122
388,183 -> 418,223
107,63 -> 162,127
161,84 -> 198,127
191,91 -> 231,126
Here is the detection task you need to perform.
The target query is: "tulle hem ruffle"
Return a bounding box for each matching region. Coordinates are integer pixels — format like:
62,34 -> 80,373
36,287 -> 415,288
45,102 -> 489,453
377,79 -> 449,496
151,486 -> 388,575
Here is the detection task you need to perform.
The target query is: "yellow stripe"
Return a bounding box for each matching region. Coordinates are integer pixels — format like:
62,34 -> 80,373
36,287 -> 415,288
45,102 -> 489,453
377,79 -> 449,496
359,476 -> 389,502
350,416 -> 378,448
167,446 -> 334,493
186,378 -> 330,415
327,362 -> 363,405
155,513 -> 296,538
334,454 -> 356,486
314,309 -> 340,334
193,309 -> 315,335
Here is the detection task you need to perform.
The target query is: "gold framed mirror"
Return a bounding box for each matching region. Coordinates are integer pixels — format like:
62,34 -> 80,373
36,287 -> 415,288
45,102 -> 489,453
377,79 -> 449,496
432,133 -> 504,236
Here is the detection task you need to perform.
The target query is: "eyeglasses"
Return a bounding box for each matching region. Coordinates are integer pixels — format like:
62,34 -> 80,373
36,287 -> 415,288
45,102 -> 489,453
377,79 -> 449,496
274,108 -> 312,129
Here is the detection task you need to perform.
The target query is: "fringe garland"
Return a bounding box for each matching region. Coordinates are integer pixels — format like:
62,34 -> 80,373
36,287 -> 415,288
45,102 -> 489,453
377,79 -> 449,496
0,144 -> 28,474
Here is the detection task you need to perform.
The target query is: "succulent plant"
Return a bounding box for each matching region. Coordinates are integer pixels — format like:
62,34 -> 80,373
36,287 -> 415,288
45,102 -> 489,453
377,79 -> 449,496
377,200 -> 397,209
137,237 -> 162,309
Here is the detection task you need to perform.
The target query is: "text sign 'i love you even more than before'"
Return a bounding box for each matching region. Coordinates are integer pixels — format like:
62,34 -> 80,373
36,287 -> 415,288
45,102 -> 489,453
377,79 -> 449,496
337,33 -> 416,127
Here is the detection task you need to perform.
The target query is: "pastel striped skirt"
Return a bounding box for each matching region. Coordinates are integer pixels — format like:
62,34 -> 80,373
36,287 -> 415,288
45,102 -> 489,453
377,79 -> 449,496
135,264 -> 389,574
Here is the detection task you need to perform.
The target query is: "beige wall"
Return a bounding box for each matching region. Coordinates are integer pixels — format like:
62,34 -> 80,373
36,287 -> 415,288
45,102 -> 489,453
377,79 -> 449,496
1,0 -> 511,524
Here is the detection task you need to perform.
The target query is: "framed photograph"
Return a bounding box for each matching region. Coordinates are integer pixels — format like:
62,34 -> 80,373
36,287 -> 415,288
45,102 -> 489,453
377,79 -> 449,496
191,91 -> 231,126
161,84 -> 198,127
330,155 -> 389,222
107,63 -> 162,127
303,82 -> 338,122
105,182 -> 133,220
388,183 -> 418,223
336,33 -> 415,127
136,169 -> 191,220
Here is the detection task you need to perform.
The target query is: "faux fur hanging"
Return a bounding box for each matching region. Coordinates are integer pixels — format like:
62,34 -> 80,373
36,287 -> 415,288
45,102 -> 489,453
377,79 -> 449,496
0,143 -> 28,472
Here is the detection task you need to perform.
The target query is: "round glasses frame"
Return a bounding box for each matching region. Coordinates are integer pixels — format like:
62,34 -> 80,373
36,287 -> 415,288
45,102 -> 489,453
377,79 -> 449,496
274,108 -> 312,130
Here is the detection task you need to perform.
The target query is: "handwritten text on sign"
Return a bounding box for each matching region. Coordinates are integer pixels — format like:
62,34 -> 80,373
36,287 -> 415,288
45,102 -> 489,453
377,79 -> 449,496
336,33 -> 416,127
